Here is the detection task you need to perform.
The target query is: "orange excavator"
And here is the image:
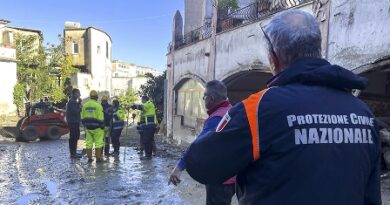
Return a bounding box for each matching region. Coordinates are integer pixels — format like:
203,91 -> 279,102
16,100 -> 69,142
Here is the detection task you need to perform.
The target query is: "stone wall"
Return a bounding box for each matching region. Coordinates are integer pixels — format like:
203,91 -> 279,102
327,0 -> 390,70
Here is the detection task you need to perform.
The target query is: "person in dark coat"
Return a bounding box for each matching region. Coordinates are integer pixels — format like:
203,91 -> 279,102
169,80 -> 236,205
184,10 -> 381,205
66,88 -> 82,159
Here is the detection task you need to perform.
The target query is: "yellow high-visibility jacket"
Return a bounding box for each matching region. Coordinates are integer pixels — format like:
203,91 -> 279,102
81,99 -> 104,130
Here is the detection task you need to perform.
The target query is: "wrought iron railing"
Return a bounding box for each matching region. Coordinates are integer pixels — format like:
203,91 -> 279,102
218,0 -> 312,32
176,23 -> 212,49
171,0 -> 312,51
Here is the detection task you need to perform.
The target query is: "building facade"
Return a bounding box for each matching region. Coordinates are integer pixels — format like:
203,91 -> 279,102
111,60 -> 162,97
166,0 -> 390,145
0,19 -> 42,115
64,22 -> 113,98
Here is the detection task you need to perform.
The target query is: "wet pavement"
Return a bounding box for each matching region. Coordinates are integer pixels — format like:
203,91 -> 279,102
382,174 -> 390,205
0,131 -> 389,205
0,137 -> 212,205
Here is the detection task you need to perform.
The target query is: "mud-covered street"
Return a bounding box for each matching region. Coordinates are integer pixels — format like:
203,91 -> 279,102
0,129 -> 213,205
0,129 -> 389,205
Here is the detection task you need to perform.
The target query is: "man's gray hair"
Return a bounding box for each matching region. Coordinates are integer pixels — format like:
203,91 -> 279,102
265,9 -> 322,66
205,80 -> 227,101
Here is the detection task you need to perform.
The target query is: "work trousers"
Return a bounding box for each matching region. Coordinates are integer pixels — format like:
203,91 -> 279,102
85,128 -> 104,149
68,123 -> 80,156
139,135 -> 157,153
110,128 -> 123,153
103,126 -> 110,155
138,124 -> 157,157
205,184 -> 236,205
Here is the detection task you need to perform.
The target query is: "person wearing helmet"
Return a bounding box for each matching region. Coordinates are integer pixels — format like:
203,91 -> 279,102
130,95 -> 158,159
81,90 -> 105,163
101,95 -> 113,156
110,99 -> 125,156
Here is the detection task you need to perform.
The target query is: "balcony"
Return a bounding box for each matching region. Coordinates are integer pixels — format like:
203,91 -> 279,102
172,0 -> 312,51
217,0 -> 312,33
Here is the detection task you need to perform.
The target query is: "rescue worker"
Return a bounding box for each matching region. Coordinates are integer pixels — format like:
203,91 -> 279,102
130,96 -> 158,159
81,90 -> 105,163
184,10 -> 381,205
101,95 -> 113,156
66,88 -> 82,159
168,80 -> 236,205
110,99 -> 125,156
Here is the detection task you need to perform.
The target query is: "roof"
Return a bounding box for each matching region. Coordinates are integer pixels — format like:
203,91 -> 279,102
64,26 -> 112,43
0,19 -> 10,24
6,26 -> 42,35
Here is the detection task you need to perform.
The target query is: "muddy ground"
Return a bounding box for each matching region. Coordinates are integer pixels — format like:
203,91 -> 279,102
0,127 -> 236,205
0,126 -> 389,205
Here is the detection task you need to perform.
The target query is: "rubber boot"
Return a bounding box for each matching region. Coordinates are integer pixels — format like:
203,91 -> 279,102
86,149 -> 93,163
95,148 -> 103,163
104,137 -> 110,156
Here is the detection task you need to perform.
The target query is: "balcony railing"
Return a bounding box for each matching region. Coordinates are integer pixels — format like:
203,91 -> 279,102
169,0 -> 312,51
218,0 -> 312,32
174,23 -> 212,49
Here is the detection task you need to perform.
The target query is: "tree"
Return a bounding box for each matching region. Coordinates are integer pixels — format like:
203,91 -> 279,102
118,87 -> 138,111
46,35 -> 78,108
138,71 -> 166,123
13,33 -> 78,114
218,0 -> 239,11
118,87 -> 139,123
13,83 -> 25,117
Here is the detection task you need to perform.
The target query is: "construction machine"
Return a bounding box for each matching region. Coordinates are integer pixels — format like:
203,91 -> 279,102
16,100 -> 69,142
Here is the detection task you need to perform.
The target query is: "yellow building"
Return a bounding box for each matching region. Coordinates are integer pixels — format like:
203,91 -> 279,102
64,22 -> 113,98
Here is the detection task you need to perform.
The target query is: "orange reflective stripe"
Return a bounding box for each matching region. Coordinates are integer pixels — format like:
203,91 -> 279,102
242,88 -> 269,161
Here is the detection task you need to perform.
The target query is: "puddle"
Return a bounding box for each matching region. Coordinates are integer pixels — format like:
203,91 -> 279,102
16,193 -> 41,205
42,179 -> 58,196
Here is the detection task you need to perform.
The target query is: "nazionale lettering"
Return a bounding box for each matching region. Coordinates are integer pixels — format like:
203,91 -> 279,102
294,128 -> 374,145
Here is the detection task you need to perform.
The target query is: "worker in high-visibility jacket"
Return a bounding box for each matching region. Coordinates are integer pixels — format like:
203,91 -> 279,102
101,95 -> 113,156
110,99 -> 125,156
81,90 -> 105,163
130,96 -> 158,158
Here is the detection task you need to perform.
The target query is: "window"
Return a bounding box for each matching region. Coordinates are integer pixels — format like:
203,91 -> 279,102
176,79 -> 207,127
83,78 -> 89,86
7,31 -> 13,45
72,42 -> 79,54
97,45 -> 101,54
106,41 -> 109,59
2,31 -> 13,46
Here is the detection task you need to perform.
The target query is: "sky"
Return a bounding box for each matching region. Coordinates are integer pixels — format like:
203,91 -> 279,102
0,0 -> 184,71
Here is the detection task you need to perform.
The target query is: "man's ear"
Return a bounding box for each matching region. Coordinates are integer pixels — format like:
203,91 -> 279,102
269,51 -> 280,75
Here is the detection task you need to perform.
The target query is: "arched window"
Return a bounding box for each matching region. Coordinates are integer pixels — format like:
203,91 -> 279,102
176,79 -> 207,127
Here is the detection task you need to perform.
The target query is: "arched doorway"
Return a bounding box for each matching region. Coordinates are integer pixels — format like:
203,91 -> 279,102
358,69 -> 390,117
358,66 -> 390,170
174,78 -> 208,127
223,70 -> 273,104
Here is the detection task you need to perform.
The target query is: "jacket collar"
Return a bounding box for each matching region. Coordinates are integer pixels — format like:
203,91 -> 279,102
267,58 -> 368,90
207,100 -> 231,116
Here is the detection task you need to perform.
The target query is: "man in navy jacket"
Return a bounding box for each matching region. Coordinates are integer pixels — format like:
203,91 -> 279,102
184,10 -> 381,205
